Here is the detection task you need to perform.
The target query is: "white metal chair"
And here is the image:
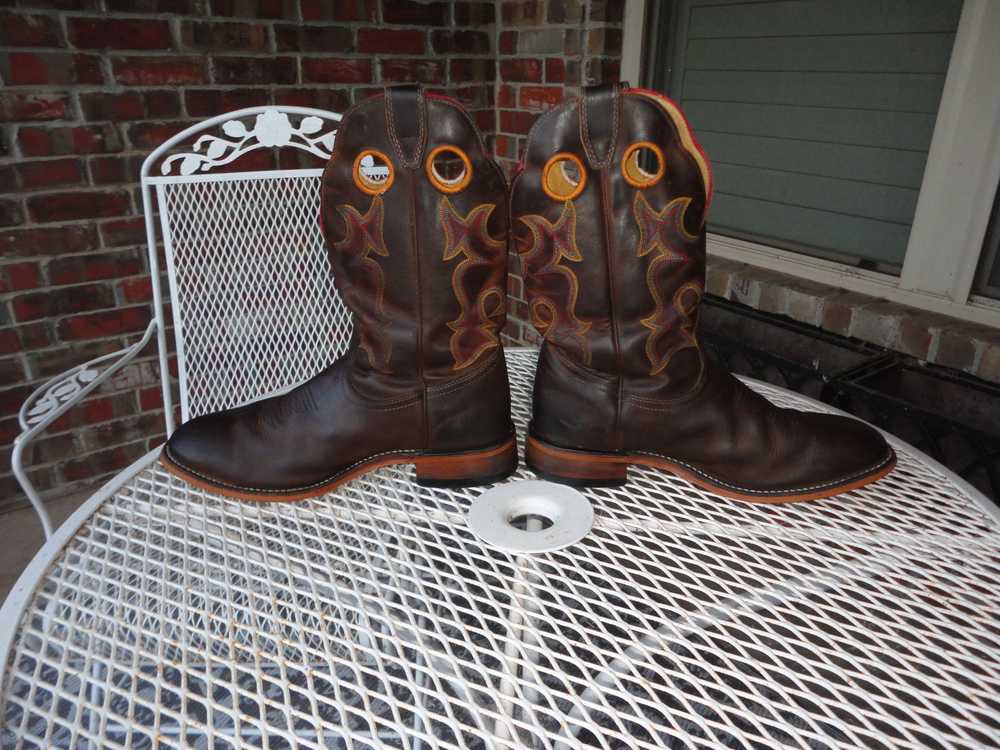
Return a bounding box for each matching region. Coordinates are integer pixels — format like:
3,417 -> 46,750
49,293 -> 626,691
12,106 -> 348,538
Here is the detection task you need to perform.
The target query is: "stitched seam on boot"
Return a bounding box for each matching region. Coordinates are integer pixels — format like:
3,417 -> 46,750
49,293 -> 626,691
632,448 -> 895,495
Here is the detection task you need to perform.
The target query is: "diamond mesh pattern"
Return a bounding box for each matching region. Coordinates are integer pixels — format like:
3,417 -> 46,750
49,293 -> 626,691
160,173 -> 351,420
3,350 -> 999,749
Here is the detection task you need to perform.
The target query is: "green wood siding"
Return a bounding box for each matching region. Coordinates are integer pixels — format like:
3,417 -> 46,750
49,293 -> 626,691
662,0 -> 963,269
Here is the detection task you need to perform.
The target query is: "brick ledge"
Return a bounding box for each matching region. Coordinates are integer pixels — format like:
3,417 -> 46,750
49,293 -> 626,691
707,258 -> 1000,384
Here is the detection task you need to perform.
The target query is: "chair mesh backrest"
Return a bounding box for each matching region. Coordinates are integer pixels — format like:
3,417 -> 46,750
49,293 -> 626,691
159,172 -> 351,421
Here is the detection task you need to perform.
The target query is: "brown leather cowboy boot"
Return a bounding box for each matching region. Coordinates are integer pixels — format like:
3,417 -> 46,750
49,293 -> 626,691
162,86 -> 517,501
511,83 -> 895,502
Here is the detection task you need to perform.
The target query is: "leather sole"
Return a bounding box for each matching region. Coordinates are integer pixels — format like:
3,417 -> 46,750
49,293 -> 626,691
160,437 -> 518,503
525,435 -> 896,503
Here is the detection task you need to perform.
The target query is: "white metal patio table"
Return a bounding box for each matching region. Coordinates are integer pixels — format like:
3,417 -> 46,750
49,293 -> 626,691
2,347 -> 999,749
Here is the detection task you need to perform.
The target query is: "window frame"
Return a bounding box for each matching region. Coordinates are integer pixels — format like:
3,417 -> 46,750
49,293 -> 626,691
623,0 -> 1000,327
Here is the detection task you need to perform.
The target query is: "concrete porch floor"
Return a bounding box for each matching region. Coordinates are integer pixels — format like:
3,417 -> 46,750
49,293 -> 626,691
0,488 -> 95,604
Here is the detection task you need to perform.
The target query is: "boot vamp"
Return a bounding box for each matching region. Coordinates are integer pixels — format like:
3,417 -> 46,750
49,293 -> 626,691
623,369 -> 893,495
165,361 -> 423,493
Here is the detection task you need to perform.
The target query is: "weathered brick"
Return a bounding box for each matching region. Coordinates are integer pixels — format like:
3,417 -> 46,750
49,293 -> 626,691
589,0 -> 625,22
210,0 -> 297,19
518,85 -> 562,111
68,17 -> 173,50
274,88 -> 351,112
89,155 -> 144,185
139,384 -> 163,410
499,109 -> 537,135
99,217 -> 146,249
112,56 -> 208,85
301,0 -> 378,22
588,27 -> 622,55
454,2 -> 494,25
499,30 -> 515,55
500,58 -> 543,83
380,59 -> 445,84
80,90 -> 181,121
0,52 -> 103,86
931,323 -> 977,370
585,56 -> 621,85
127,121 -> 194,150
545,57 -> 566,83
705,258 -> 741,299
181,20 -> 269,51
19,124 -> 122,157
12,283 -> 116,323
47,249 -> 144,285
16,158 -> 84,190
107,0 -> 202,11
0,92 -> 69,123
0,12 -> 62,47
0,322 -> 51,355
185,89 -> 269,117
0,199 -> 24,228
502,1 -> 546,25
820,291 -> 879,336
977,340 -> 1000,383
382,0 -> 448,25
548,0 -> 584,22
358,28 -> 425,55
849,300 -> 904,349
213,56 -> 296,85
518,29 -> 565,54
274,23 -> 353,52
58,305 -> 152,341
449,58 -> 495,83
0,225 -> 100,258
431,29 -> 490,55
302,58 -> 372,84
120,276 -> 153,304
0,262 -> 43,292
27,190 -> 131,223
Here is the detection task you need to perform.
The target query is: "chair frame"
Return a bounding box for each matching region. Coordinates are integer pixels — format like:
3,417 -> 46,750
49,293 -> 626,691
12,106 -> 343,538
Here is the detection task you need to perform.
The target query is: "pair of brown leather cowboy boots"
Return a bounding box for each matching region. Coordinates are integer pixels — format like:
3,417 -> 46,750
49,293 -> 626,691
163,84 -> 895,503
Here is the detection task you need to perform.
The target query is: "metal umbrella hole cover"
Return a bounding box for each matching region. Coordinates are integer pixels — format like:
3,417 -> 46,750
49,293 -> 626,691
467,480 -> 594,553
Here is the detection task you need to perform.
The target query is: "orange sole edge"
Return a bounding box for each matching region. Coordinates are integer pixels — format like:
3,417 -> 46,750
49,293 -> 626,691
160,438 -> 518,503
525,436 -> 897,504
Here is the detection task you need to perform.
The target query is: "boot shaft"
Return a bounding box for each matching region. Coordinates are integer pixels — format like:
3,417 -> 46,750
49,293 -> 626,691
321,86 -> 510,386
511,83 -> 714,397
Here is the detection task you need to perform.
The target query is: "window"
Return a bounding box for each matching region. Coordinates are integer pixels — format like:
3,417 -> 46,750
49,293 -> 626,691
627,0 -> 1000,327
645,0 -> 962,274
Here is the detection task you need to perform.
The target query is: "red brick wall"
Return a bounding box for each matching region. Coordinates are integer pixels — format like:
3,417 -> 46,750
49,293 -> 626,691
0,0 -> 623,511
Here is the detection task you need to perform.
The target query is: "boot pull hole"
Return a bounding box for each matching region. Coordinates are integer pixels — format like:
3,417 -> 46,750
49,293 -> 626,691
542,153 -> 587,202
354,149 -> 395,195
622,142 -> 665,189
427,145 -> 473,194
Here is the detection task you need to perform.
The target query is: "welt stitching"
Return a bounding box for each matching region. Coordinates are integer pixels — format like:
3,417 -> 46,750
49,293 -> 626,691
632,449 -> 896,495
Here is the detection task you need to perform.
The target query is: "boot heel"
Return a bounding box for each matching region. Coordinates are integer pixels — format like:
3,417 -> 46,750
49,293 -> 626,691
415,439 -> 518,488
525,436 -> 628,487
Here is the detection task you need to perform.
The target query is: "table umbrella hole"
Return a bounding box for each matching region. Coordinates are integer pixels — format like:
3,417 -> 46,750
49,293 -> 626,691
467,480 -> 594,553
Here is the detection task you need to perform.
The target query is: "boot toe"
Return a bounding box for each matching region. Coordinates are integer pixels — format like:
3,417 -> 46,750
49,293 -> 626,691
164,411 -> 241,487
803,412 -> 894,491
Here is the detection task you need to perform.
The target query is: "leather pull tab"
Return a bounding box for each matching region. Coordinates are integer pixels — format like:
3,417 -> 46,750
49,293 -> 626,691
580,81 -> 626,169
385,84 -> 426,168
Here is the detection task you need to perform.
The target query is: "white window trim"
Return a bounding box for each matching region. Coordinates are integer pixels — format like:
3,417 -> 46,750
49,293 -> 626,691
622,0 -> 1000,328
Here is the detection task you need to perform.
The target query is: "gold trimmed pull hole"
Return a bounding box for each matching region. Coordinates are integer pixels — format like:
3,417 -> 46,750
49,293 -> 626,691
427,145 -> 472,194
622,142 -> 665,189
354,149 -> 394,195
542,153 -> 586,202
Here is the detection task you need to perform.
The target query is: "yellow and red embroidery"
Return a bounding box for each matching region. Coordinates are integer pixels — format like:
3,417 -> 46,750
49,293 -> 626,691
518,201 -> 592,365
634,191 -> 701,377
440,198 -> 506,370
334,195 -> 393,373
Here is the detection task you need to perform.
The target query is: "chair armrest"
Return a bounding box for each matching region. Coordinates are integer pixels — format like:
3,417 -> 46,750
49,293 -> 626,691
12,319 -> 160,539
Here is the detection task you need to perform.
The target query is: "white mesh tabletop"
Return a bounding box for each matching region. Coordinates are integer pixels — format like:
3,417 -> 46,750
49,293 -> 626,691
2,348 -> 999,749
